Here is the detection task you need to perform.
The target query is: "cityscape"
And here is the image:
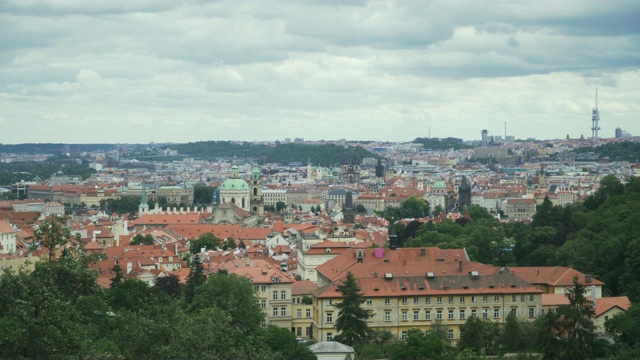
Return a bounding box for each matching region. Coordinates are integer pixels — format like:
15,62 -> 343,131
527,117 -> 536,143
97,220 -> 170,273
2,1 -> 640,359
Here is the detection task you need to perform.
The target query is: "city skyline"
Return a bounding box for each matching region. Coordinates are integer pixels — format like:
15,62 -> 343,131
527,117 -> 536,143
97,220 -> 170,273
1,0 -> 639,144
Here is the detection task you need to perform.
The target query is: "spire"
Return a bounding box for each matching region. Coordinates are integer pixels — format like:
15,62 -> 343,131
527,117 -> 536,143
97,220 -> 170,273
140,179 -> 147,206
252,159 -> 261,180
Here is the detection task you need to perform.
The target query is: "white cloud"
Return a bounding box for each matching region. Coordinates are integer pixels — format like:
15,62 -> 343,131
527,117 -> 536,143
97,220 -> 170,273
0,0 -> 639,144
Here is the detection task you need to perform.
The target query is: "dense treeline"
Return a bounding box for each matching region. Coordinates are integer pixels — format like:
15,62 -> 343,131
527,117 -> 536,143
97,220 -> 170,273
574,141 -> 640,162
0,247 -> 315,359
0,161 -> 97,185
166,141 -> 378,165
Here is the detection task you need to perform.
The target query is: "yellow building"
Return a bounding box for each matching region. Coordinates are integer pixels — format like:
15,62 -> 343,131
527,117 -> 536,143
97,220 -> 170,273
311,248 -> 543,343
291,280 -> 317,339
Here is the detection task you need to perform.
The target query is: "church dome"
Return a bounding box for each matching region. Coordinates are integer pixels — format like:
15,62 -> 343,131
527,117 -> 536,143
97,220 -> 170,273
433,181 -> 446,189
220,178 -> 249,190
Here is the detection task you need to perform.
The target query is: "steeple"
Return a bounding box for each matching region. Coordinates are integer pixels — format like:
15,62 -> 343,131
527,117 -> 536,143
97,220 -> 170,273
139,179 -> 149,215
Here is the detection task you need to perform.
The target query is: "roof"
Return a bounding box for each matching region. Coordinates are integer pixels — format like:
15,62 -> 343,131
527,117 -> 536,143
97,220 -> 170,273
594,296 -> 631,317
511,267 -> 604,287
0,220 -> 16,234
309,341 -> 355,354
292,280 -> 318,296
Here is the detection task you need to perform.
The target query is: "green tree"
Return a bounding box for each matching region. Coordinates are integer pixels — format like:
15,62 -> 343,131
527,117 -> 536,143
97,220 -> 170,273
605,304 -> 640,350
189,232 -> 221,254
32,216 -> 80,262
501,312 -> 522,352
262,325 -> 316,360
536,275 -> 596,360
333,271 -> 372,346
155,275 -> 181,298
222,237 -> 237,250
387,328 -> 449,360
458,316 -> 500,355
356,204 -> 367,214
276,201 -> 287,212
192,273 -> 264,333
184,254 -> 206,305
193,184 -> 216,205
131,233 -> 155,245
110,259 -> 124,288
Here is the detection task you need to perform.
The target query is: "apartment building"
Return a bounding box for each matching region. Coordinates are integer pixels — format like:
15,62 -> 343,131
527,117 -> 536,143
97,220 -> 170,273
311,248 -> 543,343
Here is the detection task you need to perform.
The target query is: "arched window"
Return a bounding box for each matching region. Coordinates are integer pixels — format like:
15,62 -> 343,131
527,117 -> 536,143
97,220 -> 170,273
253,188 -> 258,196
242,198 -> 245,208
231,198 -> 236,204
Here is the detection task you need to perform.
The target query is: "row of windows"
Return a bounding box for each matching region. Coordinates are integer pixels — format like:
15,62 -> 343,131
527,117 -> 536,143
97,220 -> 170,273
296,309 -> 312,318
401,329 -> 455,340
272,307 -> 288,317
366,294 -> 535,306
382,307 -> 535,321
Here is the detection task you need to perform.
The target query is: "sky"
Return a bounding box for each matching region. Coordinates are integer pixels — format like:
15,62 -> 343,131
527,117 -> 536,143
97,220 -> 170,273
1,0 -> 639,144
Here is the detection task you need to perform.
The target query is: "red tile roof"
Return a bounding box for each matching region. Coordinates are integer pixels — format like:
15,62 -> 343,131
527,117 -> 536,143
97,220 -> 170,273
511,267 -> 604,287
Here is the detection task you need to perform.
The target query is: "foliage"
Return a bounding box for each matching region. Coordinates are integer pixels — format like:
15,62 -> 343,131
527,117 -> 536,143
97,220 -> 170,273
413,137 -> 471,151
32,216 -> 81,262
605,304 -> 640,350
0,160 -> 96,185
184,254 -> 206,305
189,232 -> 221,254
262,325 -> 317,360
536,276 -> 596,360
191,272 -> 264,333
458,316 -> 500,355
333,271 -> 373,346
193,184 -> 216,205
105,197 -> 140,213
383,196 -> 430,221
169,141 -> 378,165
387,328 -> 450,360
131,233 -> 155,245
154,275 -> 182,298
573,141 -> 640,162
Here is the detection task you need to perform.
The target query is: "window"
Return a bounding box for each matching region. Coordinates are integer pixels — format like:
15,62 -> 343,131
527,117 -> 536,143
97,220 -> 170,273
414,311 -> 420,320
530,294 -> 534,301
448,329 -> 454,340
512,295 -> 516,302
402,297 -> 408,304
281,290 -> 286,300
385,298 -> 391,305
529,307 -> 535,318
273,291 -> 278,300
482,295 -> 488,302
521,295 -> 525,302
326,313 -> 333,323
448,296 -> 454,303
261,300 -> 266,309
327,299 -> 332,305
402,311 -> 408,321
273,307 -> 278,317
471,309 -> 477,318
326,333 -> 333,341
425,310 -> 431,320
437,310 -> 443,320
385,311 -> 391,322
426,296 -> 431,304
471,296 -> 477,303
262,285 -> 266,292
460,296 -> 465,303
297,327 -> 302,336
255,285 -> 259,292
494,309 -> 500,318
414,297 -> 420,304
306,327 -> 310,336
281,307 -> 286,316
366,299 -> 372,306
306,309 -> 311,318
494,295 -> 500,302
448,310 -> 454,320
483,309 -> 488,318
511,308 -> 517,317
401,330 -> 408,340
437,296 -> 443,304
261,321 -> 267,328
460,309 -> 466,320
297,309 -> 302,318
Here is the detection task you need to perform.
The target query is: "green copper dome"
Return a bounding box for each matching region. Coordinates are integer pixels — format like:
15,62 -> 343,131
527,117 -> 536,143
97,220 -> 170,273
220,178 -> 249,190
433,181 -> 446,189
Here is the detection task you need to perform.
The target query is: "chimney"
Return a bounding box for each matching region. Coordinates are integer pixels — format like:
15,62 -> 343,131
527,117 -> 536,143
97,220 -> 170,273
591,285 -> 597,308
126,262 -> 133,274
458,260 -> 463,272
585,274 -> 592,283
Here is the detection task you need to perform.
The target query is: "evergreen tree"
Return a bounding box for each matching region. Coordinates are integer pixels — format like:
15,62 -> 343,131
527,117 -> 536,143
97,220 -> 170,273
333,271 -> 372,346
109,259 -> 124,288
501,312 -> 522,353
130,233 -> 155,245
184,254 -> 206,305
537,275 -> 596,360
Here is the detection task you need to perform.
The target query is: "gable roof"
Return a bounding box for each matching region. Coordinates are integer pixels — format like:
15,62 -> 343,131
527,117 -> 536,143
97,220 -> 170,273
510,267 -> 604,287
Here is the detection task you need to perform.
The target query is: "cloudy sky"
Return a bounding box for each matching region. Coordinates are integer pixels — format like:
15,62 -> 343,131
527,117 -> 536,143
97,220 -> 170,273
1,0 -> 639,144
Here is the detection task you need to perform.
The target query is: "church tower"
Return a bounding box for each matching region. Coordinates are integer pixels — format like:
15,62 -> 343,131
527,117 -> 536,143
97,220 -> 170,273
250,160 -> 264,216
219,156 -> 251,211
139,180 -> 149,215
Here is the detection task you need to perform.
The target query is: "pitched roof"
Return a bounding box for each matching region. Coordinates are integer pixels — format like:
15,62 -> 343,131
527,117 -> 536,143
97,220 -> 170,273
292,280 -> 318,295
511,267 -> 604,287
594,296 -> 631,317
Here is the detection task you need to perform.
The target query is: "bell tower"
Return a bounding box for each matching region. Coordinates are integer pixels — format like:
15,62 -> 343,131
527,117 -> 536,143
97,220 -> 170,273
250,160 -> 264,216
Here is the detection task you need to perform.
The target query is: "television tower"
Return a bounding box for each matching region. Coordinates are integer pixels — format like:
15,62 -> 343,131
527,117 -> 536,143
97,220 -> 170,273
591,85 -> 600,141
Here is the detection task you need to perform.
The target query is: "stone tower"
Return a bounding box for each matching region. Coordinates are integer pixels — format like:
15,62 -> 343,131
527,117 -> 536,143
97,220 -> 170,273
250,160 -> 264,216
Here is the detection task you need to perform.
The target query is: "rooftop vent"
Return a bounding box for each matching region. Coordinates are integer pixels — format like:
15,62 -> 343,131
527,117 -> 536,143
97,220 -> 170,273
418,285 -> 424,290
401,286 -> 407,291
510,284 -> 517,288
462,285 -> 468,289
374,287 -> 379,291
489,284 -> 495,289
471,271 -> 479,279
426,272 -> 435,279
384,272 -> 393,279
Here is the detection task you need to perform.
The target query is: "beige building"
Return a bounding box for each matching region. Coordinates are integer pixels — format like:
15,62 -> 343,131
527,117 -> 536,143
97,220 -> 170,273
292,280 -> 317,339
311,248 -> 543,343
505,198 -> 536,220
